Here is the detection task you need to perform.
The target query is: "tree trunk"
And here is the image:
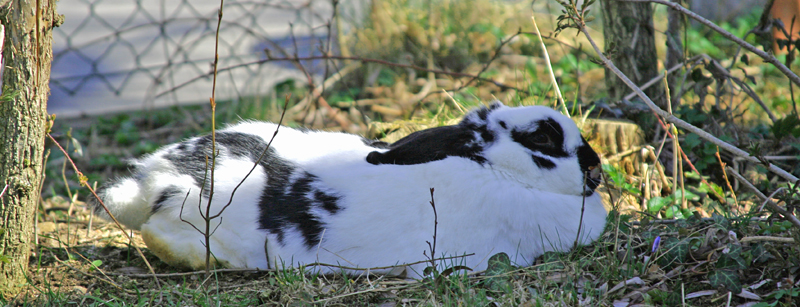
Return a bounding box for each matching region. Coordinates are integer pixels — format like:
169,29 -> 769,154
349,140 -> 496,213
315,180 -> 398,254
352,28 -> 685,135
601,0 -> 666,108
0,0 -> 59,297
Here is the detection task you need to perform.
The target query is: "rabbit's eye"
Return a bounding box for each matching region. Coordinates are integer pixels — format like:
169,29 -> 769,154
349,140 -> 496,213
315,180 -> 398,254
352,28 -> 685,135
531,134 -> 552,146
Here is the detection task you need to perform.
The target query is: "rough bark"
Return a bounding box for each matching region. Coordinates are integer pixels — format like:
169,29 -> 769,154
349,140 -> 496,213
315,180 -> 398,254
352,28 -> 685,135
601,0 -> 666,108
0,0 -> 60,298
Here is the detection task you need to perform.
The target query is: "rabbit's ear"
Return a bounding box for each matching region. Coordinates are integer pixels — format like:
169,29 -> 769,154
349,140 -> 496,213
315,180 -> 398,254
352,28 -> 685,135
365,103 -> 507,165
366,126 -> 486,165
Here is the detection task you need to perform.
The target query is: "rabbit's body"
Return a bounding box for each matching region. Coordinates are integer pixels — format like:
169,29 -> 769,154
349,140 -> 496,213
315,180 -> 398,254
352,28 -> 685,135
95,102 -> 607,276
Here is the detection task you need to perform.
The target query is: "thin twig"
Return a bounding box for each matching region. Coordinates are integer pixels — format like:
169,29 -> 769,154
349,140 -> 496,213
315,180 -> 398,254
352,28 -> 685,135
460,30 -> 523,91
758,187 -> 787,212
701,54 -> 777,123
531,16 -> 568,116
106,254 -> 475,278
726,166 -> 800,229
311,285 -> 407,304
715,149 -> 738,206
573,174 -> 588,249
212,99 -> 289,220
155,55 -> 528,99
202,0 -> 226,275
45,133 -> 161,289
622,55 -> 703,102
740,236 -> 795,244
424,188 -> 439,275
288,62 -> 362,114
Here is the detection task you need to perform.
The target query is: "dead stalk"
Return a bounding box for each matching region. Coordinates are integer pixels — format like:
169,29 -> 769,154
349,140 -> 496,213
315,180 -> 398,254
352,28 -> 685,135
715,149 -> 738,206
531,16 -> 567,115
424,188 -> 439,275
573,174 -> 588,250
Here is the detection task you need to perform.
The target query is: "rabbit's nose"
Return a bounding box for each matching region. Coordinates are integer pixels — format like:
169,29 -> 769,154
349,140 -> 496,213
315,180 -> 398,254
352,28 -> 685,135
583,164 -> 602,195
588,164 -> 601,182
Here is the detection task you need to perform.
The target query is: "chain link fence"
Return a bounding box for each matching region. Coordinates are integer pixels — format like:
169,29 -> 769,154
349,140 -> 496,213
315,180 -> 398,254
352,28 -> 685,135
50,0 -> 366,117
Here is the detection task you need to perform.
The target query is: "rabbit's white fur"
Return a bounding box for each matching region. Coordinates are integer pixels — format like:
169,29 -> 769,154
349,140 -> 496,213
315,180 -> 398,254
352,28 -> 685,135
95,102 -> 607,276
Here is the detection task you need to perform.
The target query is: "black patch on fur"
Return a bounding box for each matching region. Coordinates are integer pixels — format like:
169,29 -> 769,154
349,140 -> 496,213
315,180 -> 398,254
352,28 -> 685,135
531,155 -> 557,170
577,137 -> 601,195
258,171 -> 341,248
163,131 -> 286,191
152,185 -> 182,213
487,101 -> 504,110
315,191 -> 341,214
462,120 -> 495,145
472,102 -> 503,122
511,118 -> 569,159
162,129 -> 339,248
460,105 -> 497,144
366,125 -> 488,165
476,107 -> 491,121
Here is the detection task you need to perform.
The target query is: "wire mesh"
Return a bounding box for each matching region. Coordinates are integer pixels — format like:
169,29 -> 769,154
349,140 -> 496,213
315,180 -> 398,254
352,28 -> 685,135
50,0 -> 362,117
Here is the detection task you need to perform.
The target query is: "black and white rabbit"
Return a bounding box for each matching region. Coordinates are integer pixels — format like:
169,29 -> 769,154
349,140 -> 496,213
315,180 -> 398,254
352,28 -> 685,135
94,101 -> 607,276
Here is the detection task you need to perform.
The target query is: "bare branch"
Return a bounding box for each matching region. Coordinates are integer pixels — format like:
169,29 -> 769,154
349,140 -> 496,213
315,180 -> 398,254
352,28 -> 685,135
619,0 -> 800,87
155,55 -> 528,99
726,166 -> 800,229
574,19 -> 799,183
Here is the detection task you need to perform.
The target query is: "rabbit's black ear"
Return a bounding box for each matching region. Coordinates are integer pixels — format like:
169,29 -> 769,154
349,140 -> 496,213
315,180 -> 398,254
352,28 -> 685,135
487,100 -> 505,110
366,126 -> 486,165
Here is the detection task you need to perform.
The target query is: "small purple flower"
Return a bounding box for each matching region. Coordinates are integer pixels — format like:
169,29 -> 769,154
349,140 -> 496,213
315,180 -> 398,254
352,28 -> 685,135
652,236 -> 661,253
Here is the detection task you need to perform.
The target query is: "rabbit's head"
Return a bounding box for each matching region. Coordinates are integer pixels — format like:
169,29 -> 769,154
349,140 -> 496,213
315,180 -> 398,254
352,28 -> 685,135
464,102 -> 601,197
367,101 -> 601,196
